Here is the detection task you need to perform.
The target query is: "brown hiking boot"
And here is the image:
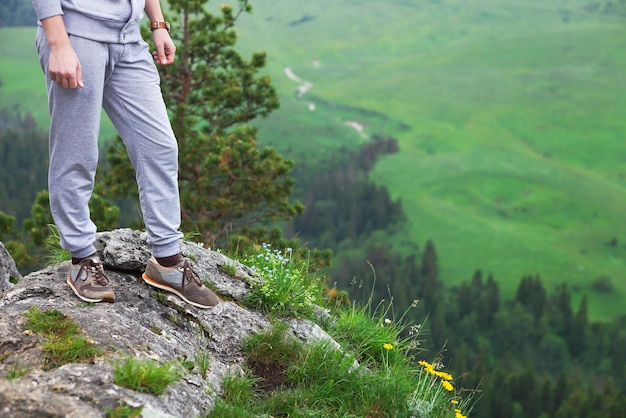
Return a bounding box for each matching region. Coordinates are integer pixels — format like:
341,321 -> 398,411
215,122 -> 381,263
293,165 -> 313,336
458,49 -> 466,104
67,256 -> 115,303
142,256 -> 220,308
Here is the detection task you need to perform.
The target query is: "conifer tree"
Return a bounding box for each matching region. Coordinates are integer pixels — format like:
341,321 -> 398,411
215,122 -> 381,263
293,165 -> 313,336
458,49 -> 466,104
100,0 -> 303,248
0,211 -> 14,242
419,239 -> 440,312
570,295 -> 589,355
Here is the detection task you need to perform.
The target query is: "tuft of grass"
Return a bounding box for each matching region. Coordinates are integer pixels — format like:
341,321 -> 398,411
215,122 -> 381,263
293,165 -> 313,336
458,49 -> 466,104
241,321 -> 301,393
5,361 -> 29,380
42,336 -> 104,370
182,229 -> 201,243
178,356 -> 196,372
151,291 -> 170,306
243,243 -> 322,318
409,360 -> 473,418
23,307 -> 79,337
164,313 -> 183,328
44,224 -> 70,266
288,340 -> 415,416
325,299 -> 419,369
112,356 -> 183,395
324,266 -> 422,369
23,306 -> 104,370
104,402 -> 143,418
193,327 -> 212,380
219,262 -> 238,278
9,276 -> 19,284
218,372 -> 260,408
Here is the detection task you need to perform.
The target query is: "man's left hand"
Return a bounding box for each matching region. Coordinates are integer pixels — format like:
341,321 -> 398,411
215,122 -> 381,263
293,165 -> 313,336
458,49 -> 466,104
152,29 -> 176,65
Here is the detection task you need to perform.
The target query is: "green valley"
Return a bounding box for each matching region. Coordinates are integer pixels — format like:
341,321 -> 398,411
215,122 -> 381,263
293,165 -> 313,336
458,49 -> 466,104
225,0 -> 626,319
2,0 -> 626,319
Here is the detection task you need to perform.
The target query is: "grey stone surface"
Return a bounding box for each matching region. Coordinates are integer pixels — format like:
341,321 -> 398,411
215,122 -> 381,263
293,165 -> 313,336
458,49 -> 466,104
0,228 -> 340,417
0,241 -> 22,292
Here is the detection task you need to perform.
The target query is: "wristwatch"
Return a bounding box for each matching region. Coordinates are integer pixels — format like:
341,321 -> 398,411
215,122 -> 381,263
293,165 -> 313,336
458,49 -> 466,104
150,21 -> 170,32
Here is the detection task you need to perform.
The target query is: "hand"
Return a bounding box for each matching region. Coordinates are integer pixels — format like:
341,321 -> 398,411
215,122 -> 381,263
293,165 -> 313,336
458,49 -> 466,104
49,43 -> 83,89
152,29 -> 176,65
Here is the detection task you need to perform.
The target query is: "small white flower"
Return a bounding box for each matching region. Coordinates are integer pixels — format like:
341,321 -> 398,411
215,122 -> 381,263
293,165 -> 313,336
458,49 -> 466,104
384,318 -> 392,325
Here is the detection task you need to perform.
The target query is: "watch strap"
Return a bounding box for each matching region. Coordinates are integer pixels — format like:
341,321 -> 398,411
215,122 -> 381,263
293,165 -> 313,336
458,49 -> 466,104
150,21 -> 170,32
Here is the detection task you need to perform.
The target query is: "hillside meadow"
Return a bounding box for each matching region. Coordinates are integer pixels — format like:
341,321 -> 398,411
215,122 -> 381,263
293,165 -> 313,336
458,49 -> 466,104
1,0 -> 626,319
223,0 -> 626,319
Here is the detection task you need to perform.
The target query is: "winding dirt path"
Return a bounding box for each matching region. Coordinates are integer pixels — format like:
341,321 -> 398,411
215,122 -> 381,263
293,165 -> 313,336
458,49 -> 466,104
284,67 -> 367,137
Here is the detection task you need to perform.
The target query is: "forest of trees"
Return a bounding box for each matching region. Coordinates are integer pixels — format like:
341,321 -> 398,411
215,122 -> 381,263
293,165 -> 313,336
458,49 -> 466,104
0,0 -> 36,26
1,0 -> 625,416
290,135 -> 404,250
326,239 -> 626,418
0,108 -> 48,223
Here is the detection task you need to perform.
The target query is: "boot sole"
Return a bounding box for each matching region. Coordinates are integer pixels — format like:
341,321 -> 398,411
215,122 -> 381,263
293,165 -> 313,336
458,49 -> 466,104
66,277 -> 115,303
142,273 -> 217,309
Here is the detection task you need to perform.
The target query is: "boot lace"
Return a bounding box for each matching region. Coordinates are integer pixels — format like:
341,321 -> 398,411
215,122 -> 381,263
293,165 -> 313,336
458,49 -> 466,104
81,259 -> 110,286
179,259 -> 202,289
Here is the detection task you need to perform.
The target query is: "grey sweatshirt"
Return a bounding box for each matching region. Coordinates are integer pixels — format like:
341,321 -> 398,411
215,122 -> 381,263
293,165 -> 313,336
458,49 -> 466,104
31,0 -> 146,44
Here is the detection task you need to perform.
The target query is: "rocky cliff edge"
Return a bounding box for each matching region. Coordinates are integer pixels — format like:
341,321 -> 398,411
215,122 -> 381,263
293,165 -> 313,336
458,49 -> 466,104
0,228 -> 336,417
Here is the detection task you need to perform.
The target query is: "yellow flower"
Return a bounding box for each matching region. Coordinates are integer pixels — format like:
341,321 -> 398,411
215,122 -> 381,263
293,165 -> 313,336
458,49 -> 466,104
435,370 -> 454,381
418,360 -> 434,372
383,343 -> 393,350
454,409 -> 467,418
442,380 -> 454,392
451,399 -> 459,405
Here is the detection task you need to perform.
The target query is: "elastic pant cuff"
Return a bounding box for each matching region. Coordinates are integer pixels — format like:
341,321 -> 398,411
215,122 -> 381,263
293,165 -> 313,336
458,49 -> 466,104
70,245 -> 98,260
151,241 -> 182,259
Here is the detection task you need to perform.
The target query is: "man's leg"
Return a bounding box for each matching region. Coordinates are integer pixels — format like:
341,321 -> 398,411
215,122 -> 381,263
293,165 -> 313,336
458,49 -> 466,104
36,29 -> 106,259
103,41 -> 218,308
36,30 -> 115,303
102,40 -> 183,259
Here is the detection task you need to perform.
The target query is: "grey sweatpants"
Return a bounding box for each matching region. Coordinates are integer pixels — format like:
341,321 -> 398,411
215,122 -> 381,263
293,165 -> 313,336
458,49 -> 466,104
36,28 -> 183,259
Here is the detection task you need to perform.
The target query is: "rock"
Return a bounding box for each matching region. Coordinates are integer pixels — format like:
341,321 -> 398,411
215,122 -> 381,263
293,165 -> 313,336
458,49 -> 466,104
0,241 -> 22,292
0,377 -> 100,417
0,229 -> 340,417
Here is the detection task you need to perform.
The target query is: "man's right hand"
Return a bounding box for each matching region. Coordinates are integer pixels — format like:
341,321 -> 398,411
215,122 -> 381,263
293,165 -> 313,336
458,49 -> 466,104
49,43 -> 83,89
41,15 -> 84,89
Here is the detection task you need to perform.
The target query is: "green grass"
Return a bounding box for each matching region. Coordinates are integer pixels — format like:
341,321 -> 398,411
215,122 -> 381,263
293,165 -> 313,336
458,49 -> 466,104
23,306 -> 104,370
5,361 -> 29,380
112,356 -> 183,395
193,326 -> 212,380
243,243 -> 323,318
43,224 -> 71,266
212,243 -> 473,416
209,315 -> 472,418
3,0 -> 626,318
105,403 -> 143,418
